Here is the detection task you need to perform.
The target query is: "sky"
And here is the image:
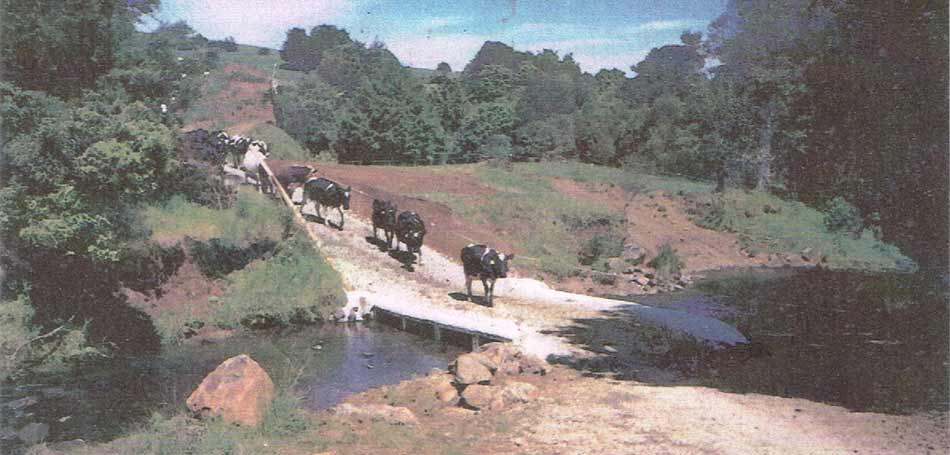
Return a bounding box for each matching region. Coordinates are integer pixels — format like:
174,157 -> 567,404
142,0 -> 728,74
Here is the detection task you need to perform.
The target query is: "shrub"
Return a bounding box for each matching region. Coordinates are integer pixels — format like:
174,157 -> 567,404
648,243 -> 684,282
187,238 -> 278,279
211,233 -> 345,328
823,196 -> 863,236
257,47 -> 272,55
578,234 -> 624,266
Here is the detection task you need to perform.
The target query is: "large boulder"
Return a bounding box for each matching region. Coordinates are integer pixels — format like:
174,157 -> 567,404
461,384 -> 504,411
479,343 -> 520,366
431,377 -> 460,403
452,352 -> 496,385
186,354 -> 274,426
333,403 -> 419,426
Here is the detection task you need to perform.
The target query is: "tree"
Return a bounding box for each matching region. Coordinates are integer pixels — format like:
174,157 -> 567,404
436,62 -> 452,74
707,0 -> 817,191
278,24 -> 354,71
273,75 -> 344,153
0,0 -> 159,97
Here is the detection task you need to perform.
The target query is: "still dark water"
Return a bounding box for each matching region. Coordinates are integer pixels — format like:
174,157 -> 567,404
0,322 -> 463,452
635,268 -> 949,414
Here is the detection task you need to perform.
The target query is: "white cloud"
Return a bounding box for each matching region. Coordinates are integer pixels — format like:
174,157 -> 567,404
154,0 -> 358,47
384,33 -> 489,70
519,38 -> 622,53
570,50 -> 650,75
629,19 -> 705,33
417,16 -> 466,31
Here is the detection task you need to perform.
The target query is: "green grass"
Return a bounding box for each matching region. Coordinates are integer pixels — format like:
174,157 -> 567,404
247,123 -> 310,161
516,161 -> 714,194
691,189 -> 913,271
404,161 -> 911,275
452,165 -> 627,279
138,189 -> 344,341
140,188 -> 290,246
210,232 -> 346,329
60,378 -> 317,455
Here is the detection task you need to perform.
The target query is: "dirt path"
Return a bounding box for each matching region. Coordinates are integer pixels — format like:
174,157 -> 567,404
317,367 -> 947,455
285,183 -> 748,351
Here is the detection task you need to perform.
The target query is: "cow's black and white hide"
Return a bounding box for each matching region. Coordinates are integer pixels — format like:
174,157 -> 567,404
371,199 -> 398,249
395,211 -> 426,265
242,149 -> 267,188
242,140 -> 270,191
226,135 -> 250,168
303,177 -> 351,229
460,244 -> 514,306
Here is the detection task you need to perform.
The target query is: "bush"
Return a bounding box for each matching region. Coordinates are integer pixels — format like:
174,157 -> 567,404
211,233 -> 345,328
823,196 -> 863,236
648,243 -> 684,282
578,234 -> 624,266
257,47 -> 272,55
188,238 -> 278,279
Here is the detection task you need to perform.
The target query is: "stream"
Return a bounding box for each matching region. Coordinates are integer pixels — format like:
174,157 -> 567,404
0,322 -> 463,453
617,267 -> 949,414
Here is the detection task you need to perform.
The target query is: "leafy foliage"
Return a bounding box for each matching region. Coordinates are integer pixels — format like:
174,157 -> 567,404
823,197 -> 863,237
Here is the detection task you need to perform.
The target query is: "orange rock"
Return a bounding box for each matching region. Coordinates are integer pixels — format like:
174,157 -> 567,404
186,354 -> 274,426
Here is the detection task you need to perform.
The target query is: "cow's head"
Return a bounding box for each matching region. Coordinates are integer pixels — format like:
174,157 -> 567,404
484,250 -> 515,278
248,140 -> 268,155
213,131 -> 230,148
342,186 -> 351,210
373,199 -> 397,224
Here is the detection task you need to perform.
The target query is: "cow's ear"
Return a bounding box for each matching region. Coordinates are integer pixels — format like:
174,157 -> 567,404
507,253 -> 515,260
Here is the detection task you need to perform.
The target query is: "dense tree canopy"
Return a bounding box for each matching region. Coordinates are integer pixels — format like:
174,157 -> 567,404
273,7 -> 947,266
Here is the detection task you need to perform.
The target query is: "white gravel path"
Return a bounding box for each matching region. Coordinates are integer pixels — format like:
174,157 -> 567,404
255,163 -> 748,360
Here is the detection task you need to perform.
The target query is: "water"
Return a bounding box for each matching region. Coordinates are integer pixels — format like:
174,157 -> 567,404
0,322 -> 463,452
631,268 -> 949,414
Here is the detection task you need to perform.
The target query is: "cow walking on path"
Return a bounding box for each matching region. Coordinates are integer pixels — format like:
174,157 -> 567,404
303,177 -> 351,229
372,199 -> 398,249
461,244 -> 514,307
395,211 -> 427,265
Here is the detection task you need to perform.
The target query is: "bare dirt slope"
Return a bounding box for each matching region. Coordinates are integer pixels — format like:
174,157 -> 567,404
319,368 -> 948,455
183,63 -> 274,134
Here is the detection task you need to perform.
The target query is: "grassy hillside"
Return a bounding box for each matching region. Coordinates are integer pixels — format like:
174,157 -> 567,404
379,161 -> 913,276
138,188 -> 345,342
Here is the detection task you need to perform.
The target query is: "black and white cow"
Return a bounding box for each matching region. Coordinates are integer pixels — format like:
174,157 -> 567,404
242,140 -> 269,188
371,199 -> 398,249
303,177 -> 351,229
395,211 -> 426,264
460,244 -> 514,307
227,135 -> 250,168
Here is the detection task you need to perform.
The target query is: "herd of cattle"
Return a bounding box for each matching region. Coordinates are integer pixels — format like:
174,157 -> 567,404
183,129 -> 515,306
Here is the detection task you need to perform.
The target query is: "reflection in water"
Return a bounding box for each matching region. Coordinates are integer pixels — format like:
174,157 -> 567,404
1,322 -> 462,452
302,322 -> 463,410
645,268 -> 949,414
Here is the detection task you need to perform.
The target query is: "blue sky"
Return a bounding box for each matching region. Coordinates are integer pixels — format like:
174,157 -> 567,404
143,0 -> 727,74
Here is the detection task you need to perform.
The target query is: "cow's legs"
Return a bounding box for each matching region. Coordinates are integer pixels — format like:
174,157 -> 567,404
482,279 -> 491,305
465,276 -> 473,300
417,246 -> 423,265
315,203 -> 322,220
487,279 -> 496,307
338,207 -> 345,229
